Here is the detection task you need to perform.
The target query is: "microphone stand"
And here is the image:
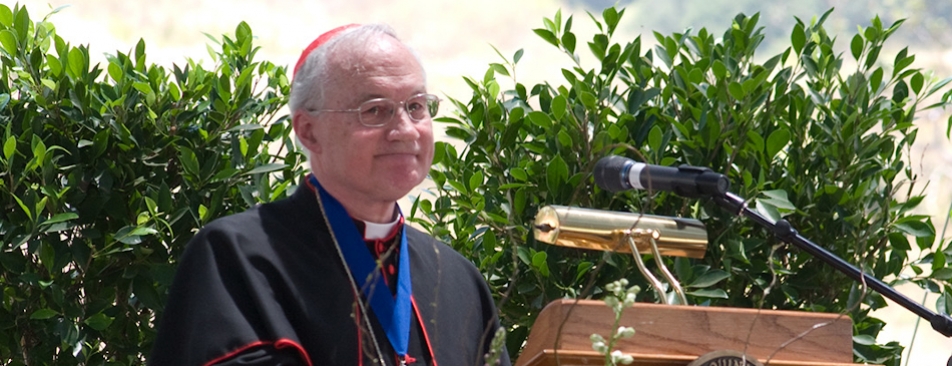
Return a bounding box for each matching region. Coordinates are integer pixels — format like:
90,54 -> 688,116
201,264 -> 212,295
709,189 -> 952,363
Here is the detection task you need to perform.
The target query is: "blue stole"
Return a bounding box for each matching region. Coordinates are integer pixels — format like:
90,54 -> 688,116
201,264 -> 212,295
309,175 -> 413,362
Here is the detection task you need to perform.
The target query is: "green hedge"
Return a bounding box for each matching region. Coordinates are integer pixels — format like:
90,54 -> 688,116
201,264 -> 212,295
0,4 -> 306,364
413,8 -> 952,364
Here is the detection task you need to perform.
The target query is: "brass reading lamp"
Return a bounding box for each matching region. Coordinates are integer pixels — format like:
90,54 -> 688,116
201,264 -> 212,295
533,205 -> 708,305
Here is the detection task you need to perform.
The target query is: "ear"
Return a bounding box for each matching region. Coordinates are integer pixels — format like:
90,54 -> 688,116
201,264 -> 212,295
292,111 -> 322,154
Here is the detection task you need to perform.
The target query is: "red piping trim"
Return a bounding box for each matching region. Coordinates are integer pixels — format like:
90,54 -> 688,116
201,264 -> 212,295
203,338 -> 312,366
275,339 -> 314,366
411,296 -> 438,366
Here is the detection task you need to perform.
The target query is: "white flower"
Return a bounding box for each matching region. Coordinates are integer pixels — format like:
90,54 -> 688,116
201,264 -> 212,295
591,340 -> 608,353
616,326 -> 635,338
611,350 -> 634,365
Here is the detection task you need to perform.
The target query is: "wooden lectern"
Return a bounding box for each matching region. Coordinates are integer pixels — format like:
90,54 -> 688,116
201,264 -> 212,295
515,299 -> 863,366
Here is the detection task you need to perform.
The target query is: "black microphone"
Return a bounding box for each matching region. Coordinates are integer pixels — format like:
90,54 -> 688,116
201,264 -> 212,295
593,155 -> 730,198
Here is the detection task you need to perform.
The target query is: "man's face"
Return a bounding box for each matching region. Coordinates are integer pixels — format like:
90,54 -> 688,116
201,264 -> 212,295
294,34 -> 434,219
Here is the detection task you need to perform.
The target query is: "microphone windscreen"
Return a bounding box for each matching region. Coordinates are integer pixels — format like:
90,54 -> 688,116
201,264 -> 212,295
594,156 -> 631,193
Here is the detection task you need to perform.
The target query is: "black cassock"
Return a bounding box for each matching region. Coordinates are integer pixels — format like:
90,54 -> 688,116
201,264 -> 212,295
150,183 -> 510,366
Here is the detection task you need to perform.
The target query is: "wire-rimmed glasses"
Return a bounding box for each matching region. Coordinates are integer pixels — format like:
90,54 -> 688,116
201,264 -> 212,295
306,93 -> 440,127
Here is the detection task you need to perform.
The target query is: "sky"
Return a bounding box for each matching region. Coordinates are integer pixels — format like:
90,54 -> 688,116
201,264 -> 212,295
14,0 -> 952,363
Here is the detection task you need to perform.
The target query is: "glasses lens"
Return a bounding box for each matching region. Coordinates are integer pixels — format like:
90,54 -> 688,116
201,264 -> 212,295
405,94 -> 435,121
425,95 -> 439,118
358,99 -> 395,126
404,94 -> 438,120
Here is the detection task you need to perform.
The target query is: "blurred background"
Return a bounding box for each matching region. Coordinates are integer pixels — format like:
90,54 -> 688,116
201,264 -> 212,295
15,0 -> 952,363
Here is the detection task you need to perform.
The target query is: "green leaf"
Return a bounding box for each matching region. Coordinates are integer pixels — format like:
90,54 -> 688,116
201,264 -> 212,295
527,111 -> 552,129
133,276 -> 163,310
482,229 -> 498,253
575,261 -> 593,282
602,7 -> 619,34
933,251 -> 947,272
510,168 -> 527,182
870,67 -> 884,92
42,212 -> 79,226
513,48 -> 524,64
198,204 -> 209,221
887,232 -> 911,252
513,188 -> 526,216
39,242 -> 55,274
791,24 -> 806,54
765,128 -> 790,160
688,269 -> 730,288
177,146 -> 200,176
135,38 -> 146,64
853,334 -> 877,346
648,125 -> 663,151
894,220 -> 934,238
932,268 -> 952,281
865,45 -> 881,70
84,313 -> 114,331
728,81 -> 745,100
31,308 -> 58,320
133,81 -> 154,95
169,81 -> 182,102
517,246 -> 532,266
557,130 -> 572,147
31,136 -> 47,167
0,4 -> 12,26
531,251 -> 546,268
114,225 -> 158,245
532,28 -> 559,47
13,195 -> 32,221
687,288 -> 728,299
910,72 -> 923,95
0,30 -> 16,57
235,21 -> 252,44
242,163 -> 288,176
108,62 -> 123,82
531,251 -> 549,277
892,50 -> 915,78
469,170 -> 484,191
546,155 -> 569,192
711,60 -> 727,80
67,47 -> 85,78
489,63 -> 510,77
551,95 -> 567,120
849,33 -> 863,61
561,32 -> 576,54
746,131 -> 764,153
578,91 -> 596,109
755,199 -> 781,223
3,135 -> 15,160
938,292 -> 952,315
12,5 -> 28,41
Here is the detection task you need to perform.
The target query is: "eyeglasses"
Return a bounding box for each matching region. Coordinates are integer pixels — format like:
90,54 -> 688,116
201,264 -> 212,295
307,93 -> 440,127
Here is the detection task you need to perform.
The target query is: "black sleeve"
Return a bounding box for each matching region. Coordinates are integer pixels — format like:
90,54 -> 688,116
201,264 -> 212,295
149,213 -> 309,366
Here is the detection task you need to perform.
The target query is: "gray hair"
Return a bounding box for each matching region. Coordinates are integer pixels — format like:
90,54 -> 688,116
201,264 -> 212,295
289,24 -> 424,114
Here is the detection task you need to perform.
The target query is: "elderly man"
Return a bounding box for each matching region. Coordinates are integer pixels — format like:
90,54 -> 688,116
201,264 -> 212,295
150,24 -> 510,366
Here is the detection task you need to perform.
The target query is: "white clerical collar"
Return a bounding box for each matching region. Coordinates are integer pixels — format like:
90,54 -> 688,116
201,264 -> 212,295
362,216 -> 400,240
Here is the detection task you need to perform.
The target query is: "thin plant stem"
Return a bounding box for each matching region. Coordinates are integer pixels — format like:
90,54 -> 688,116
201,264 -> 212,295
903,195 -> 952,366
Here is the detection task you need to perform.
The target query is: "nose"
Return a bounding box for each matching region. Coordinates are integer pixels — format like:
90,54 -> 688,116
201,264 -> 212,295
386,104 -> 421,141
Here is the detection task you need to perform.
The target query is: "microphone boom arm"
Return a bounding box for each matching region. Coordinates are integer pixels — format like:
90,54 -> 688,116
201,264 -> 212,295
713,191 -> 952,338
